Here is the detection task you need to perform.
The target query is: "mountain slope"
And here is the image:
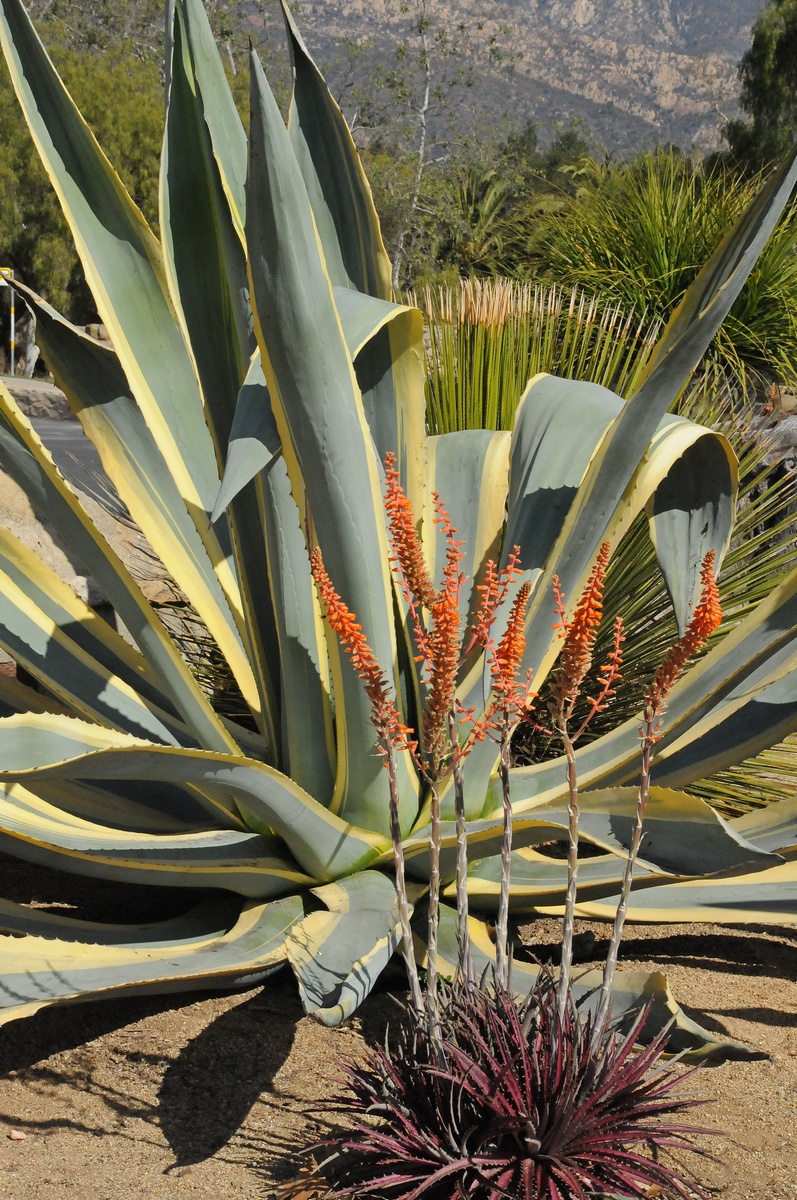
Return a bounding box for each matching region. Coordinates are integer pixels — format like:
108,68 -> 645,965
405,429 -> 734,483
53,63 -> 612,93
292,0 -> 767,152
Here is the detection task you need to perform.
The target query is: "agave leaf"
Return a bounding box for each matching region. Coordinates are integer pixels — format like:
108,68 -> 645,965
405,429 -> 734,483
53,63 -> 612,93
0,781 -> 312,897
502,373 -> 622,594
397,816 -> 585,880
644,419 -> 737,636
333,286 -> 427,513
462,785 -> 777,913
0,532 -> 212,745
0,712 -> 243,826
511,787 -> 772,873
0,372 -> 237,754
507,376 -> 738,683
0,673 -> 66,718
264,454 -> 336,805
0,893 -> 305,1027
214,352 -> 334,802
212,349 -> 281,520
30,774 -> 246,835
282,0 -> 391,299
461,848 -> 661,912
424,430 -> 512,631
424,904 -> 756,1062
164,2 -> 286,749
247,48 -> 419,833
572,851 -> 797,924
394,815 -> 645,883
402,783 -> 772,892
286,871 -> 403,1025
732,794 -> 797,853
162,3 -> 283,748
20,286 -> 261,735
651,668 -> 797,791
0,893 -> 240,939
163,0 -> 251,450
0,0 -> 238,589
0,712 -> 152,762
179,0 -> 247,241
0,731 -> 390,880
214,288 -> 428,520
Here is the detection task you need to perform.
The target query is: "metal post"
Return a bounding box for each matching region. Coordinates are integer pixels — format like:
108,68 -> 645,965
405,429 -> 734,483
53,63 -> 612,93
8,273 -> 13,377
0,268 -> 13,375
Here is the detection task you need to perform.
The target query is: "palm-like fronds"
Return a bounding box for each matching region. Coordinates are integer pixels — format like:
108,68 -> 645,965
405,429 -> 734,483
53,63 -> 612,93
690,735 -> 797,816
524,149 -> 797,387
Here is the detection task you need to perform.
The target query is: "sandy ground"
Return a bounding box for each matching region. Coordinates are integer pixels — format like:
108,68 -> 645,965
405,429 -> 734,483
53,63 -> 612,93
0,861 -> 795,1200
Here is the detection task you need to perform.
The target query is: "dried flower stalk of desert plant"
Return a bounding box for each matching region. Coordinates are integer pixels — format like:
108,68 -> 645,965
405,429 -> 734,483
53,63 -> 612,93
384,454 -> 469,1017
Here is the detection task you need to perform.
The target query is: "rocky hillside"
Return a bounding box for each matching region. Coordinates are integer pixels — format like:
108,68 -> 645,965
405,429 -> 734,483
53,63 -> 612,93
290,0 -> 767,152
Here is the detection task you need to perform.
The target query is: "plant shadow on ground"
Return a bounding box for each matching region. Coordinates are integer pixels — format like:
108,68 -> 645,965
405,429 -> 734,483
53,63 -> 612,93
0,968 -> 307,1166
0,855 -> 409,1172
520,917 -> 797,1041
0,854 -> 305,1164
158,976 -> 305,1166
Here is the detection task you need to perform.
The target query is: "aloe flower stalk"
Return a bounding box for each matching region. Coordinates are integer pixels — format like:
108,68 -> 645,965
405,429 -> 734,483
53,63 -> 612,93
447,710 -> 475,985
384,460 -> 527,996
546,543 -> 622,1018
310,546 -> 425,1017
593,552 -> 723,1046
485,579 -> 533,987
384,455 -> 460,1023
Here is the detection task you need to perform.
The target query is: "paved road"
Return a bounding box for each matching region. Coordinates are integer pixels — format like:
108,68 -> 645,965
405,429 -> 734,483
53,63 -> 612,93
31,416 -> 127,517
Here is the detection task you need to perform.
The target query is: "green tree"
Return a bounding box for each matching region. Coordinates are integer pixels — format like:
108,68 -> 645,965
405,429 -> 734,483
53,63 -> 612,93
0,42 -> 162,321
361,119 -> 594,288
337,0 -> 514,289
414,121 -> 593,281
726,0 -> 797,168
0,1 -> 276,326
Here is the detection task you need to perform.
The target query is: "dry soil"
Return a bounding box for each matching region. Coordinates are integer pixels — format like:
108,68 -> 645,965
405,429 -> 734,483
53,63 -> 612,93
0,859 -> 794,1200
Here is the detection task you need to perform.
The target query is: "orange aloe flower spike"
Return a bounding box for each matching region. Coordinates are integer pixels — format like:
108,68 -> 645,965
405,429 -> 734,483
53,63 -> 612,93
645,550 -> 722,727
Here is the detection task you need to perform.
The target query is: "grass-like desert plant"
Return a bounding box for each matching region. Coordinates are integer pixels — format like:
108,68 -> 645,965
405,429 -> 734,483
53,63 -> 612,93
319,980 -> 711,1200
523,148 -> 797,387
418,276 -> 662,433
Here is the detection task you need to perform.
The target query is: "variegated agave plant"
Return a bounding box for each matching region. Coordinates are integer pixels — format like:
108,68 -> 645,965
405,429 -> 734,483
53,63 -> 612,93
0,0 -> 795,1055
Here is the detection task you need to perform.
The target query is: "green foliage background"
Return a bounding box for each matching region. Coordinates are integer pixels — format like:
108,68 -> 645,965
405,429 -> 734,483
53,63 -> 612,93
726,0 -> 797,169
0,39 -> 161,318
